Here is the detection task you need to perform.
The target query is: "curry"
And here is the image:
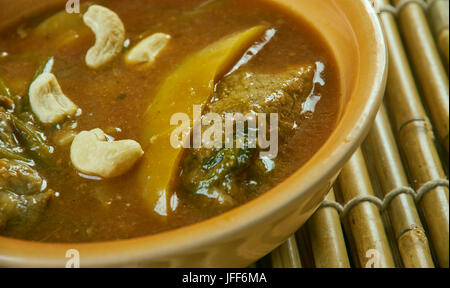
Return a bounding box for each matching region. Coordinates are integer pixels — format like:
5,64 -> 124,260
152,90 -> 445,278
0,0 -> 340,243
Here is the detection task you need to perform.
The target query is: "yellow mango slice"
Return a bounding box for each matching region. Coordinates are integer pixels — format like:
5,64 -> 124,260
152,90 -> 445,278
33,5 -> 91,49
138,25 -> 267,217
34,11 -> 84,37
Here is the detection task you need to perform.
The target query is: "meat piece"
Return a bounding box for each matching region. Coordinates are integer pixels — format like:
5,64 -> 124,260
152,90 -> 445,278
0,159 -> 43,195
0,159 -> 54,231
1,108 -> 54,231
179,65 -> 315,207
0,158 -> 53,230
208,65 -> 315,136
0,188 -> 54,232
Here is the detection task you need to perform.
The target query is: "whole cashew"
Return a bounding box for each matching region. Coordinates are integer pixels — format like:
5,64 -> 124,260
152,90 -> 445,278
29,72 -> 79,124
70,129 -> 144,178
125,33 -> 171,66
83,5 -> 125,68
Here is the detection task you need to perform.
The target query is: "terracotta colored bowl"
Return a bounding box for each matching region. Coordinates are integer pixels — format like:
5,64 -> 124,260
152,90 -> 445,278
0,0 -> 387,267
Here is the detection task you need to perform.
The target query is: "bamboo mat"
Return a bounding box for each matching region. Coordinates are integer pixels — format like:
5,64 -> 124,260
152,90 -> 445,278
256,0 -> 450,268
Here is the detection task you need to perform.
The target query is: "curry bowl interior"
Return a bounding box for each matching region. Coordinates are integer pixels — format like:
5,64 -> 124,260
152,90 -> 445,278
0,0 -> 386,267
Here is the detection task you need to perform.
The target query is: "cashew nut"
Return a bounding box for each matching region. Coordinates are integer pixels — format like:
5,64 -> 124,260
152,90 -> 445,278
125,33 -> 171,66
83,5 -> 125,68
70,129 -> 144,178
29,73 -> 78,124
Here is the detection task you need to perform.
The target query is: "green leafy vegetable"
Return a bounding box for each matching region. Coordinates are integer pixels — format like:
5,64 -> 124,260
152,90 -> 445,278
31,57 -> 55,83
198,147 -> 253,189
117,93 -> 127,100
0,147 -> 33,163
10,114 -> 53,163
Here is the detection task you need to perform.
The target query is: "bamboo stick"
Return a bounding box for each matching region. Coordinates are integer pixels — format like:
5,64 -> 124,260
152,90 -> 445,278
390,0 -> 449,154
377,1 -> 450,267
399,120 -> 449,266
294,226 -> 315,268
337,149 -> 396,268
426,0 -> 449,67
271,236 -> 302,268
365,105 -> 435,268
306,189 -> 351,268
439,30 -> 449,69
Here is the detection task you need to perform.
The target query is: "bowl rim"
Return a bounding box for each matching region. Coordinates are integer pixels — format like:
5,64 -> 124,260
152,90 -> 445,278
0,0 -> 387,267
